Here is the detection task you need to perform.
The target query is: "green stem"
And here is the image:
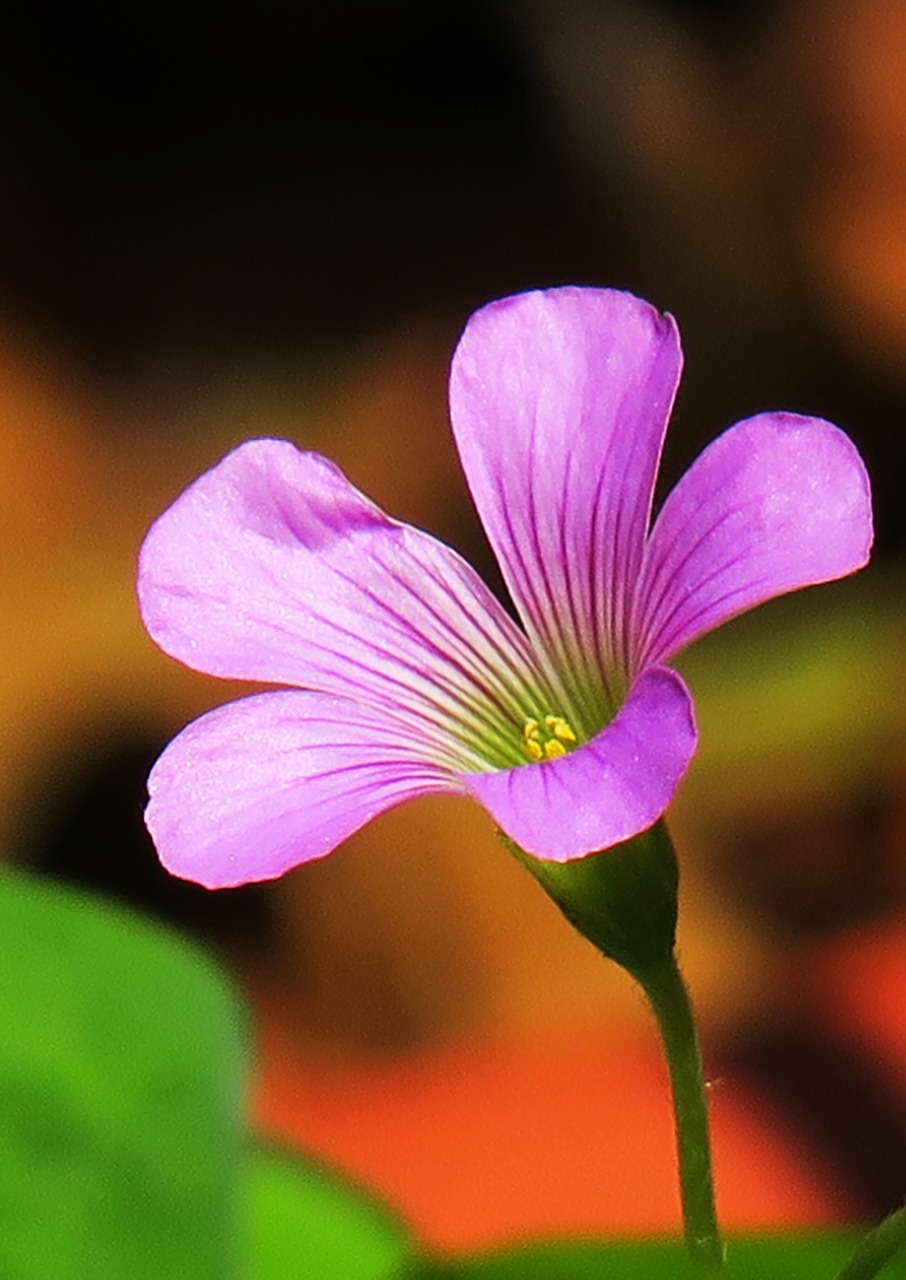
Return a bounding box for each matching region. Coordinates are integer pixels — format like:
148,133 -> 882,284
631,953 -> 725,1271
506,824 -> 723,1268
835,1202 -> 906,1280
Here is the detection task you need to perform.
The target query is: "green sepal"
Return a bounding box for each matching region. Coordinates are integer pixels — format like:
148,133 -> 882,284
502,820 -> 678,975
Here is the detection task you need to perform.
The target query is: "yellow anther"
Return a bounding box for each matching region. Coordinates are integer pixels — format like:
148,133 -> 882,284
522,712 -> 578,763
545,715 -> 577,744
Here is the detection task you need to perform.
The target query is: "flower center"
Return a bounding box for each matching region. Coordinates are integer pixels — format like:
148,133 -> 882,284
522,714 -> 578,763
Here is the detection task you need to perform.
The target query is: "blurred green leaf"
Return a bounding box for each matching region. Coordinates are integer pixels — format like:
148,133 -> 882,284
407,1233 -> 906,1278
8,863 -> 906,1280
245,1142 -> 413,1280
0,869 -> 245,1279
406,1240 -> 689,1279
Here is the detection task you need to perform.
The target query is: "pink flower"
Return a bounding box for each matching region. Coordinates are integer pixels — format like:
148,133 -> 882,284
138,288 -> 872,888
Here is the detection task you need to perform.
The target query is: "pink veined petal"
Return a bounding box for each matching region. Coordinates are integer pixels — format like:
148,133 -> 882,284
633,412 -> 874,669
137,438 -> 552,770
464,666 -> 697,862
145,690 -> 463,889
449,287 -> 682,727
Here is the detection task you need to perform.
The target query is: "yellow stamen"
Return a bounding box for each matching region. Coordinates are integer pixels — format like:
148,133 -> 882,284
521,712 -> 578,763
545,715 -> 577,744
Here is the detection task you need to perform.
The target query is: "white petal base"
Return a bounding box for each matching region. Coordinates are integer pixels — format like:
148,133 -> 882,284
464,667 -> 697,862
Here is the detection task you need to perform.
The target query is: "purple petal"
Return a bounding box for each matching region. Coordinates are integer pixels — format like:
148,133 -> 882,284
634,413 -> 873,668
449,287 -> 682,723
464,666 -> 697,862
145,690 -> 460,888
138,439 -> 550,769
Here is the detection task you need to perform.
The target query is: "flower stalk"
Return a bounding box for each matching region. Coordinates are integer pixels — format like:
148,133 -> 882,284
632,953 -> 724,1270
512,822 -> 724,1271
834,1201 -> 906,1280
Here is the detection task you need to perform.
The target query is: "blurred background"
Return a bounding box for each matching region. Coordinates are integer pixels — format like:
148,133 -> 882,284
4,0 -> 906,1252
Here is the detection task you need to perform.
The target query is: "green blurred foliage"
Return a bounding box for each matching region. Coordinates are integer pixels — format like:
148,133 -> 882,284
410,1233 -> 906,1278
245,1144 -> 411,1280
0,868 -> 417,1277
0,870 -> 245,1277
2,865 -> 905,1279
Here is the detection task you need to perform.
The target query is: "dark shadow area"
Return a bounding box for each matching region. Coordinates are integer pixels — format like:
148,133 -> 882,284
0,2 -> 605,384
15,733 -> 275,962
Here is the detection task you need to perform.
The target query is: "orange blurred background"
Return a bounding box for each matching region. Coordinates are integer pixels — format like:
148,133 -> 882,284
4,0 -> 906,1252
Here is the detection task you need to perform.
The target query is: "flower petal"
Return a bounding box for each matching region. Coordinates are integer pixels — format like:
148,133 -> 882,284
463,666 -> 697,862
138,439 -> 550,770
635,413 -> 874,668
449,287 -> 682,727
145,690 -> 460,888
